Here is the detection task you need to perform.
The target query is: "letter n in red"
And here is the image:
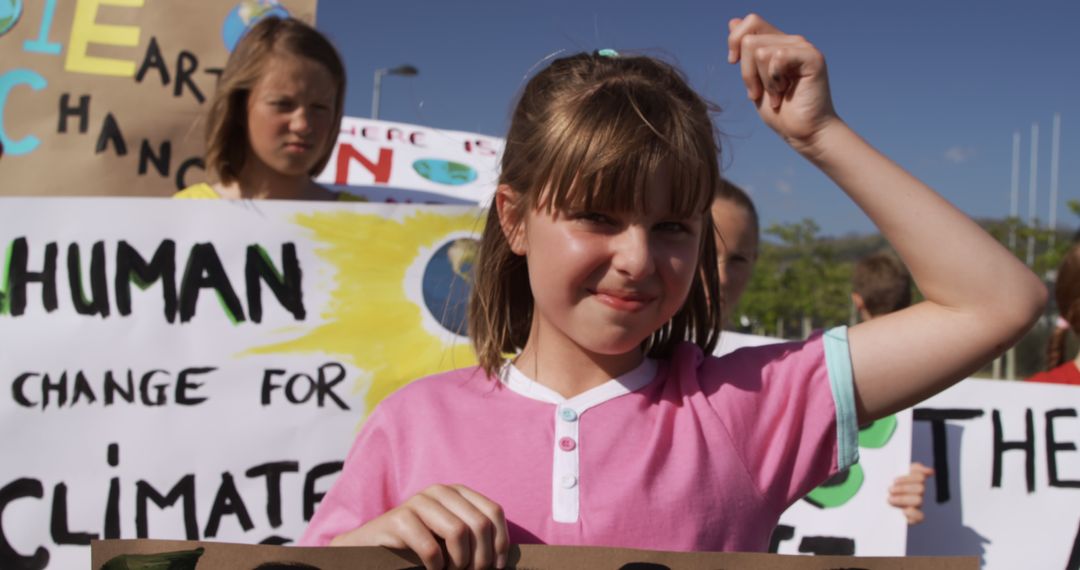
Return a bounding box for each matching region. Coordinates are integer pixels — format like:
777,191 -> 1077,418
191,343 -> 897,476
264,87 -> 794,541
335,144 -> 393,184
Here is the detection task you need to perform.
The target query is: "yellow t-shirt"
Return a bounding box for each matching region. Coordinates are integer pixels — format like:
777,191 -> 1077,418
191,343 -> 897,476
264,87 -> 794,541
174,183 -> 366,201
173,183 -> 220,199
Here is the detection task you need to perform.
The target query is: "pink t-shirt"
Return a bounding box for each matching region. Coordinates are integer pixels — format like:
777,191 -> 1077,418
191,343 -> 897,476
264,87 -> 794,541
301,329 -> 857,552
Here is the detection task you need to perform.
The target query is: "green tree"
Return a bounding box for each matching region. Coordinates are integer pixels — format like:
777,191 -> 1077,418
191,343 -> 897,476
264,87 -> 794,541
735,219 -> 852,338
987,215 -> 1072,280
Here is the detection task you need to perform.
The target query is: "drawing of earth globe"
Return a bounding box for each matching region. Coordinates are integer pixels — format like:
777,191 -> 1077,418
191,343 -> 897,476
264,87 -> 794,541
0,0 -> 22,37
221,0 -> 290,52
413,159 -> 478,186
422,238 -> 478,336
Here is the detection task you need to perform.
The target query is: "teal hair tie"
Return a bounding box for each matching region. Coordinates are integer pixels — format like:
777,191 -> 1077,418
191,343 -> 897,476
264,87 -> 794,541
597,48 -> 619,58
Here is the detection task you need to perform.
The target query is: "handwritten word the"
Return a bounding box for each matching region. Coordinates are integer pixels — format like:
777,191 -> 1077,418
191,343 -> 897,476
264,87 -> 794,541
915,406 -> 1080,503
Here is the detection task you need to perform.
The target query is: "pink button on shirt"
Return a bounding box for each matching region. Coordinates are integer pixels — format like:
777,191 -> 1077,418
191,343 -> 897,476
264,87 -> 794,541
301,333 -> 856,552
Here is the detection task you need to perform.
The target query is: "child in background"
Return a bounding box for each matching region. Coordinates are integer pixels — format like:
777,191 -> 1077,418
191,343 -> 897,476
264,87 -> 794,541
713,179 -> 759,314
851,252 -> 912,323
710,180 -> 778,355
302,14 -> 1045,568
1028,243 -> 1080,385
175,17 -> 355,201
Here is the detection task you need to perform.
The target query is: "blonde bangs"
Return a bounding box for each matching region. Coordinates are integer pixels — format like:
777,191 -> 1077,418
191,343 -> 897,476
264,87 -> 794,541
531,78 -> 717,218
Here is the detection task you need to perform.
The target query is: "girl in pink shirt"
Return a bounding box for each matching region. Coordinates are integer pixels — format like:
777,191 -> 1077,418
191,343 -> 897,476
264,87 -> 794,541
302,14 -> 1045,568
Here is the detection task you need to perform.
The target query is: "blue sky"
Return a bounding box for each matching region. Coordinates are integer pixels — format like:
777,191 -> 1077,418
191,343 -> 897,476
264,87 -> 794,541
317,1 -> 1079,237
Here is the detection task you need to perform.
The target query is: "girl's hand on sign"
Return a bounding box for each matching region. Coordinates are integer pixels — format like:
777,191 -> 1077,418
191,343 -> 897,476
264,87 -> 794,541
727,13 -> 840,154
330,484 -> 509,570
888,462 -> 934,525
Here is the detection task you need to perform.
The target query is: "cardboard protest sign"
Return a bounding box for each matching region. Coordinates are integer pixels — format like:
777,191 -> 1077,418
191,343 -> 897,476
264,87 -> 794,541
91,539 -> 979,570
316,116 -> 503,205
0,0 -> 315,197
907,379 -> 1080,569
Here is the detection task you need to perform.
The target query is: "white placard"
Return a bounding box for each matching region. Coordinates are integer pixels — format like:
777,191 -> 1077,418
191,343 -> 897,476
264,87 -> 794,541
315,116 -> 504,205
907,379 -> 1080,568
0,198 -> 483,569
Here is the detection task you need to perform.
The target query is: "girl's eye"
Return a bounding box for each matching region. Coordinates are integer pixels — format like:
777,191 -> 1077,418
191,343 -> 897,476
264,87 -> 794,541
573,211 -> 616,226
656,221 -> 692,234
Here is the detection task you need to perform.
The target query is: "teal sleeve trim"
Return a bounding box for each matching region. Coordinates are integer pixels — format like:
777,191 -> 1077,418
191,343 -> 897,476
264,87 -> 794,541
823,326 -> 859,470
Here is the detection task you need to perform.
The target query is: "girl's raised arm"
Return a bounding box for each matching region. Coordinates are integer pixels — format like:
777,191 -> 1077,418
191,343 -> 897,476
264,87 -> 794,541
728,14 -> 1046,422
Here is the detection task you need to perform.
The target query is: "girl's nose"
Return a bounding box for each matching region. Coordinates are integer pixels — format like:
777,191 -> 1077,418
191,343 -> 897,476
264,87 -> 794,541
611,226 -> 655,279
717,258 -> 730,286
290,109 -> 312,134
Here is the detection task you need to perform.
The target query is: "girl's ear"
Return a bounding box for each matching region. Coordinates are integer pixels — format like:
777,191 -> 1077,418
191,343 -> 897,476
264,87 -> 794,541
496,184 -> 527,255
852,292 -> 870,322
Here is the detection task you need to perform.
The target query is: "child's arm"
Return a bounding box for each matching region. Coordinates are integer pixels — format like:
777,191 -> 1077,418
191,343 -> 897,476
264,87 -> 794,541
728,14 -> 1046,422
330,483 -> 509,570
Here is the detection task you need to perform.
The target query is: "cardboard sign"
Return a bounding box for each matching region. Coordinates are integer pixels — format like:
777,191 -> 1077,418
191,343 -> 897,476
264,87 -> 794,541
0,0 -> 315,197
91,539 -> 979,570
907,379 -> 1080,569
0,0 -> 503,203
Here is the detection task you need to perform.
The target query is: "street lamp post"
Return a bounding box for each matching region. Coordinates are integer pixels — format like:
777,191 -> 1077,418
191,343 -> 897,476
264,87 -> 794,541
372,64 -> 418,120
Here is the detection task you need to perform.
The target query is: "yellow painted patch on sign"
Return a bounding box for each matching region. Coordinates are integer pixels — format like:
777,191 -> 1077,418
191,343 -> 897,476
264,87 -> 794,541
251,209 -> 482,414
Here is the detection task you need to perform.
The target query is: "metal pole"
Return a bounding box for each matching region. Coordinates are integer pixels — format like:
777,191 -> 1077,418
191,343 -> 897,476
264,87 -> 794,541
371,70 -> 384,120
1026,122 -> 1039,266
998,132 -> 1023,380
1010,131 -> 1020,250
1049,113 -> 1061,250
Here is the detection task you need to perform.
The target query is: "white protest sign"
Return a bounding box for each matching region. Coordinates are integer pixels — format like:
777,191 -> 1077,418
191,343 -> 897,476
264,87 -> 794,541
0,197 -> 482,569
776,409 -> 912,556
907,379 -> 1080,568
315,116 -> 504,205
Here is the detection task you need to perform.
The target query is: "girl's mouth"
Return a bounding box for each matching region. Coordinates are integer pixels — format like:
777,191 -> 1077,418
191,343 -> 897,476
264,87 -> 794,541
284,142 -> 313,153
590,288 -> 655,312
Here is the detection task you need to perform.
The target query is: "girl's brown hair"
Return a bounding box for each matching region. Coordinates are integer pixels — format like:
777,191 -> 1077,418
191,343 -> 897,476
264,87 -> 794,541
852,251 -> 913,317
715,178 -> 759,234
204,17 -> 345,185
467,51 -> 723,377
1047,244 -> 1080,368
